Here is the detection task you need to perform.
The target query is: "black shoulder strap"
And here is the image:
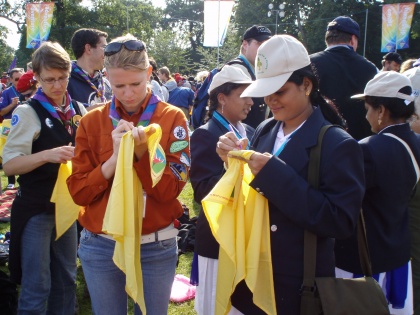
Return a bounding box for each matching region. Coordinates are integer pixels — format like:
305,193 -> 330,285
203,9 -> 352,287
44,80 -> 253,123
226,58 -> 256,80
72,100 -> 83,116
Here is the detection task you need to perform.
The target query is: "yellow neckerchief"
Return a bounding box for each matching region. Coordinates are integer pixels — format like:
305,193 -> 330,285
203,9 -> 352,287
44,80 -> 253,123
51,161 -> 81,240
102,123 -> 165,314
202,150 -> 277,315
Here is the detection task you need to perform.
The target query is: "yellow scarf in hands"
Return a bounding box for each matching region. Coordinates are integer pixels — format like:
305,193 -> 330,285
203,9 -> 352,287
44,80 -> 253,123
102,123 -> 165,314
51,161 -> 81,240
202,150 -> 277,315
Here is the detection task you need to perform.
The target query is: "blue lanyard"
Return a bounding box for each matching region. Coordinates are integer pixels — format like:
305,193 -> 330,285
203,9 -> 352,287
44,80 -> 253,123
213,111 -> 249,149
272,129 -> 297,156
11,86 -> 18,97
238,55 -> 255,76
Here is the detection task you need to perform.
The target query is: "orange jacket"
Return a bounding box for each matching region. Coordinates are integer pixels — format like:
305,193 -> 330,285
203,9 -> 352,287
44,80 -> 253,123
67,91 -> 190,234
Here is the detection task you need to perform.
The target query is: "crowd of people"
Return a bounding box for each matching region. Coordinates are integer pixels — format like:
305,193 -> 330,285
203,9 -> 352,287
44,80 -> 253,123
0,13 -> 419,315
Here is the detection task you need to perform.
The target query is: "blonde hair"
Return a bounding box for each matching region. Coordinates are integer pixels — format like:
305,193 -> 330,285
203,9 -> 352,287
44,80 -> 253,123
31,42 -> 71,74
104,34 -> 149,71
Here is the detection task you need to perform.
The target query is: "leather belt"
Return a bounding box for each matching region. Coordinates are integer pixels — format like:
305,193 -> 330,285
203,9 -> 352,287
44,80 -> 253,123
97,223 -> 178,244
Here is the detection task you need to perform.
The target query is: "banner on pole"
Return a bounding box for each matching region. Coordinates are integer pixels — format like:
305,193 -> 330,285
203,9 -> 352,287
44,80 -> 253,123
396,3 -> 415,50
203,0 -> 235,47
26,2 -> 55,49
381,3 -> 415,52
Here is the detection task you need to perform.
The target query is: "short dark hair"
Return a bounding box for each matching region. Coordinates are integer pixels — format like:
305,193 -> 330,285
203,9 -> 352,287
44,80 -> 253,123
325,29 -> 353,46
365,86 -> 414,121
71,28 -> 108,59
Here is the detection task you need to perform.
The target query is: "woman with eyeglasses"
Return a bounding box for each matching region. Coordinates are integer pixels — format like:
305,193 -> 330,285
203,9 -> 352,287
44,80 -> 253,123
3,42 -> 87,314
67,34 -> 190,314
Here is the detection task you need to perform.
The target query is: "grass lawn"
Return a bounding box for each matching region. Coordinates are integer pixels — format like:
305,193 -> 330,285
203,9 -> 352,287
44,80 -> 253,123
0,171 -> 201,315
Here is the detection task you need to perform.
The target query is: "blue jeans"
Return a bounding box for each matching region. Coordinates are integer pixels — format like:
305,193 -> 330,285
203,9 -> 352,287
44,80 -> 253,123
18,212 -> 77,315
78,229 -> 178,315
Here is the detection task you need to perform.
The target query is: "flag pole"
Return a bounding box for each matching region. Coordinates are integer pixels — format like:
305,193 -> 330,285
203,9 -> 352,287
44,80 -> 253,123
217,0 -> 220,67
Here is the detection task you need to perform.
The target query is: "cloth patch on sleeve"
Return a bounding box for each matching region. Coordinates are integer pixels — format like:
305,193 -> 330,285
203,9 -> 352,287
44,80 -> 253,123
11,114 -> 19,127
170,140 -> 189,153
173,126 -> 187,140
180,152 -> 190,167
169,162 -> 188,182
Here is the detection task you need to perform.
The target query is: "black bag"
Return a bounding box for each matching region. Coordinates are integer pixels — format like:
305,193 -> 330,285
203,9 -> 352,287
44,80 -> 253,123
300,125 -> 390,315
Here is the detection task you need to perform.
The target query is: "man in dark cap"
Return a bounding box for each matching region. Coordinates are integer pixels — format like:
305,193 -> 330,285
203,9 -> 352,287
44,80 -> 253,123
310,16 -> 378,140
228,25 -> 272,128
381,52 -> 403,72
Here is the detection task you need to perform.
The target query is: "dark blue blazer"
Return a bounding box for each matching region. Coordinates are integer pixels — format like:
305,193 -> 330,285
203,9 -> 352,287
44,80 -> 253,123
190,116 -> 254,258
335,123 -> 420,274
231,107 -> 365,314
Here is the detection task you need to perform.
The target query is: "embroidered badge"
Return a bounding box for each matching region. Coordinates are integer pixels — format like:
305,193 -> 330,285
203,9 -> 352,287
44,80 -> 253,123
152,145 -> 166,175
180,152 -> 190,167
11,114 -> 19,127
173,126 -> 187,140
170,140 -> 188,153
169,162 -> 187,181
71,115 -> 82,127
45,118 -> 53,128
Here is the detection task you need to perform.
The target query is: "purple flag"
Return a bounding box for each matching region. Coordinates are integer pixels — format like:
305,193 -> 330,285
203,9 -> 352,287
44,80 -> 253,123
8,57 -> 17,72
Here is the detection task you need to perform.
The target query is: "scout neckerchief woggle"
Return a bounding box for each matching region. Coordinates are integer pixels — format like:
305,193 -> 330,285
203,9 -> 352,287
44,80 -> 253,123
72,63 -> 106,102
109,93 -> 166,179
32,87 -> 76,136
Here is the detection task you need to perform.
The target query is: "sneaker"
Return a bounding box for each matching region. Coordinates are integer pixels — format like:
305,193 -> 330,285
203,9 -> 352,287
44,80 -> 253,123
6,184 -> 15,190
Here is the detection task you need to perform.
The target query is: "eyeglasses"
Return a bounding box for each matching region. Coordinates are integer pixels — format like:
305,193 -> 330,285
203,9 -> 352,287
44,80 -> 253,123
14,78 -> 20,82
22,92 -> 32,98
104,40 -> 145,56
39,75 -> 69,85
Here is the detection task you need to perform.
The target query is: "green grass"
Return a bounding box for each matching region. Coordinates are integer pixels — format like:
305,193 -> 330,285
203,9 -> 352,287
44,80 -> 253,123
0,174 -> 201,314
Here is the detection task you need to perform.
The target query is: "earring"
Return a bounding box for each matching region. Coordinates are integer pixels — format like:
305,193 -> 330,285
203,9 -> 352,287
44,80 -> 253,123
378,119 -> 382,126
306,90 -> 310,96
222,105 -> 224,114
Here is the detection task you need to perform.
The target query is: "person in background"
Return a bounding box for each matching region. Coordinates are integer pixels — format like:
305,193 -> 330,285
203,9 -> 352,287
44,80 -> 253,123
381,52 -> 403,72
157,66 -> 173,84
310,16 -> 378,140
404,57 -> 420,313
0,68 -> 24,189
67,34 -> 189,315
16,70 -> 38,102
68,28 -> 112,111
190,65 -> 254,315
335,71 -> 419,315
216,35 -> 364,314
3,41 -> 86,314
149,57 -> 168,102
228,25 -> 272,129
401,58 -> 417,74
166,74 -> 195,121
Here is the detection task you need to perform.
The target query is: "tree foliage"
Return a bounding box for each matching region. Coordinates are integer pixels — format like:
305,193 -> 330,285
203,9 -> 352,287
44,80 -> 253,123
1,0 -> 419,75
0,25 -> 14,72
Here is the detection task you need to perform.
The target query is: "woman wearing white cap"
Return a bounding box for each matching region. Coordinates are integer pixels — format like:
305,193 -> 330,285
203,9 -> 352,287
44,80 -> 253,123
216,35 -> 365,314
190,65 -> 254,315
335,71 -> 419,315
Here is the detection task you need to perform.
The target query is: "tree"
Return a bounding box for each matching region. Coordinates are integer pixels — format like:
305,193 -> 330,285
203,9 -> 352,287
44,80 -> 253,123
0,25 -> 14,72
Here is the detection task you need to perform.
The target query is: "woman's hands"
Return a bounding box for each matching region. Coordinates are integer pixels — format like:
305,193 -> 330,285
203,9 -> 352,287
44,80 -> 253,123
47,145 -> 75,164
216,131 -> 272,176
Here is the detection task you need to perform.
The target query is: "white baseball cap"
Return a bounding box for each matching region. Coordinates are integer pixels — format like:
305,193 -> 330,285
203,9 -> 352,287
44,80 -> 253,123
241,35 -> 310,98
208,65 -> 253,94
351,71 -> 414,102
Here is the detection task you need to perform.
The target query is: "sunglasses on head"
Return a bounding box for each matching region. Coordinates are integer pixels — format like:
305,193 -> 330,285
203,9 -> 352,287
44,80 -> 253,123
104,40 -> 145,56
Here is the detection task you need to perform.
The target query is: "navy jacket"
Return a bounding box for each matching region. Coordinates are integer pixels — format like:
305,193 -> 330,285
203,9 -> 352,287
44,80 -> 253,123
190,116 -> 254,258
310,46 -> 377,140
231,107 -> 365,314
67,62 -> 112,107
335,123 -> 420,274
